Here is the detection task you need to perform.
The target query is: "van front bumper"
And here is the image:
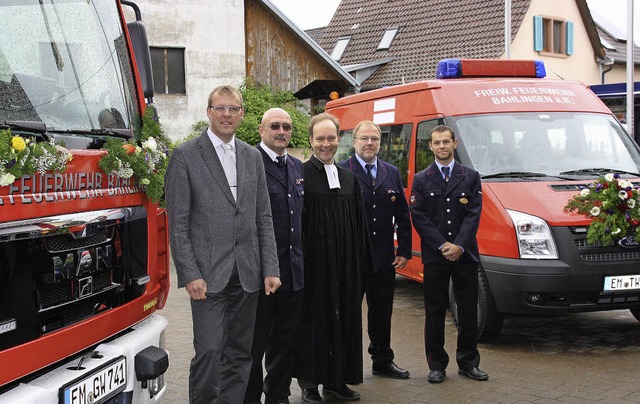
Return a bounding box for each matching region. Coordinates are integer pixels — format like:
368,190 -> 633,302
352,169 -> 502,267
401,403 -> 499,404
481,255 -> 640,315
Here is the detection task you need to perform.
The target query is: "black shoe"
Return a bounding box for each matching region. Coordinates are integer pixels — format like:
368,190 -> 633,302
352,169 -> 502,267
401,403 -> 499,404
372,361 -> 410,379
301,387 -> 323,403
323,384 -> 360,401
427,369 -> 446,383
458,367 -> 489,381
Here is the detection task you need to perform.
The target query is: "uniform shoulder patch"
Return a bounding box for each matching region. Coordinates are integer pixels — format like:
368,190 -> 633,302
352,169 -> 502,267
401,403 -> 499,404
410,193 -> 417,205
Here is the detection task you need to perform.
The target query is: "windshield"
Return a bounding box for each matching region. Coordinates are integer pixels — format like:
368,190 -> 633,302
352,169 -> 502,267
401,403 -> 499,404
452,112 -> 640,178
0,0 -> 139,137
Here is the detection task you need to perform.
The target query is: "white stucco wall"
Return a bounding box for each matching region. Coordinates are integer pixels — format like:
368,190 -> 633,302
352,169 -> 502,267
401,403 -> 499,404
508,0 -> 601,85
130,0 -> 247,141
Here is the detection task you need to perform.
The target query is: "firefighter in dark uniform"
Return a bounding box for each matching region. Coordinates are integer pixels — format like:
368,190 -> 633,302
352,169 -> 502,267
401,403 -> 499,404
409,125 -> 488,384
338,120 -> 412,380
245,108 -> 304,404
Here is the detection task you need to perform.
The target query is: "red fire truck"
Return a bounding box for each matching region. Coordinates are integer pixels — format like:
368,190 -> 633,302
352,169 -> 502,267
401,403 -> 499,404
327,59 -> 640,341
0,1 -> 170,402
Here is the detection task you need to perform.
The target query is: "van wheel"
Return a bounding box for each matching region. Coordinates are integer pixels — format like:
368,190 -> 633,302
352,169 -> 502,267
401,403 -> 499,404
630,309 -> 640,322
448,266 -> 503,342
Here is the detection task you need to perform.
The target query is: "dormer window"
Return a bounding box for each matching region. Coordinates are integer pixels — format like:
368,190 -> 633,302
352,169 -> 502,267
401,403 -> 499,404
378,28 -> 398,50
331,36 -> 351,61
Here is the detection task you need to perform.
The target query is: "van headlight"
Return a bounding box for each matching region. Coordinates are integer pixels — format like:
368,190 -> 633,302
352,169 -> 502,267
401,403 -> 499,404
506,209 -> 558,259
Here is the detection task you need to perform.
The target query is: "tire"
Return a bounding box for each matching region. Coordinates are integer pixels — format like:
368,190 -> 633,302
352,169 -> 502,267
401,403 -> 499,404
630,309 -> 640,322
449,266 -> 503,342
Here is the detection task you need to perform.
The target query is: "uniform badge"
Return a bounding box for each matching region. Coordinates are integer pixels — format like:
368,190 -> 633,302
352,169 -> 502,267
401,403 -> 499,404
459,197 -> 469,204
295,178 -> 304,185
410,194 -> 417,205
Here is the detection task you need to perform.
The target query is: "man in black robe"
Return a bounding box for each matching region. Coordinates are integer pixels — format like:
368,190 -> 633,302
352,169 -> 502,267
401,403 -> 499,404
294,113 -> 374,403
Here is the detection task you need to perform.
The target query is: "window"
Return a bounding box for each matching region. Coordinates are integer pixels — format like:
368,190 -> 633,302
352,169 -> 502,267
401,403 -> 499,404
337,123 -> 412,186
150,47 -> 185,94
377,28 -> 398,50
533,16 -> 573,56
330,37 -> 351,61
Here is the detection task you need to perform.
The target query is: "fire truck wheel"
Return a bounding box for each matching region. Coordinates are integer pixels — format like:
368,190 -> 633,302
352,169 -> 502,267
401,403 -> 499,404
448,266 -> 503,342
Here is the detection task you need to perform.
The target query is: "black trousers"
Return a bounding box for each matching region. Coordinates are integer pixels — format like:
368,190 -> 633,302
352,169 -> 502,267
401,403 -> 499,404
189,268 -> 258,404
365,268 -> 396,365
245,289 -> 303,403
423,261 -> 480,371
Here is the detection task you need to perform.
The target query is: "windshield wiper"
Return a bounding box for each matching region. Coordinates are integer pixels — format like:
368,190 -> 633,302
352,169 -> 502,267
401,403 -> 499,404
0,120 -> 50,141
481,171 -> 548,179
559,168 -> 640,177
48,128 -> 132,139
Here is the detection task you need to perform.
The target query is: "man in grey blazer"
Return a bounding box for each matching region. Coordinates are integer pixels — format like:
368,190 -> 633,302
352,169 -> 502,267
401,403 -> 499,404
165,85 -> 281,404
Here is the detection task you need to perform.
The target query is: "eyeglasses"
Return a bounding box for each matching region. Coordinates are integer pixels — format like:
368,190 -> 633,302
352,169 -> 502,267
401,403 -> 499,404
210,105 -> 243,115
356,136 -> 381,143
269,123 -> 293,131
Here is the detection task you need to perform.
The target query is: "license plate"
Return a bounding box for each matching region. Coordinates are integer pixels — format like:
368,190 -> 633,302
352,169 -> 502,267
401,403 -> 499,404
603,274 -> 640,292
60,356 -> 127,404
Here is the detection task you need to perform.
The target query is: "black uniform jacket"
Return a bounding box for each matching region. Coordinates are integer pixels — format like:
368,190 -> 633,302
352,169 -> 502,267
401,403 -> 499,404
258,145 -> 305,291
338,156 -> 411,272
410,162 -> 482,264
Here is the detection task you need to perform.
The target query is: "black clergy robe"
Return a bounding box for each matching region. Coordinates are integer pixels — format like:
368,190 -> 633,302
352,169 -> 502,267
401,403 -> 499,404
293,155 -> 374,385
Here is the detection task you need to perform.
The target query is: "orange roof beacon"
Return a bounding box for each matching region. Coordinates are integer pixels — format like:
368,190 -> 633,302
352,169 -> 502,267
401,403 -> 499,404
327,59 -> 640,341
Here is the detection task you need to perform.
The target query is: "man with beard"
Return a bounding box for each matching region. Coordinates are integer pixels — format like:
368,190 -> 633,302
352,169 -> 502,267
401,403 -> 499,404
293,113 -> 373,402
410,125 -> 487,384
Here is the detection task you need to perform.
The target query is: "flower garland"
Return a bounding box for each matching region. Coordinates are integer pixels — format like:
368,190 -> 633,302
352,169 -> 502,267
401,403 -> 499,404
98,107 -> 172,205
0,129 -> 72,186
564,173 -> 640,245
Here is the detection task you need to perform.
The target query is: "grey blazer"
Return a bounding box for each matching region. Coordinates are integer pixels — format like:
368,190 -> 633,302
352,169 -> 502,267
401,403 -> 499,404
165,130 -> 279,293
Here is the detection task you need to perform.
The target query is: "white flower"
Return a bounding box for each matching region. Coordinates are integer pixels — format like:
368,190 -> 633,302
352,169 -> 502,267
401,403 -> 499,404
618,179 -> 633,189
619,190 -> 628,200
611,228 -> 622,235
142,137 -> 157,151
580,189 -> 590,197
0,173 -> 15,186
590,206 -> 601,216
628,199 -> 637,209
605,173 -> 615,182
140,178 -> 150,185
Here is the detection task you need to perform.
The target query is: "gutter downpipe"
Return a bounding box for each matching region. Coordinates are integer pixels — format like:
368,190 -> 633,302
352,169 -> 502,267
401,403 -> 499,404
627,0 -> 634,137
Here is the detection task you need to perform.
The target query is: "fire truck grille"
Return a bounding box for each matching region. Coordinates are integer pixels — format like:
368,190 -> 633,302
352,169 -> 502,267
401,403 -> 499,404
0,207 -> 149,351
44,228 -> 113,253
39,283 -> 73,309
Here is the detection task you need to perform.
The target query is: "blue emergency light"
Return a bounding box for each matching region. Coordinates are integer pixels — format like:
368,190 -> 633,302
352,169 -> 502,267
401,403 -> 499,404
436,59 -> 546,79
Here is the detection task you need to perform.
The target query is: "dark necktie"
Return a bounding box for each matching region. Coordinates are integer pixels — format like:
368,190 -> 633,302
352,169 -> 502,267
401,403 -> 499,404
442,166 -> 450,182
276,155 -> 287,178
365,164 -> 375,186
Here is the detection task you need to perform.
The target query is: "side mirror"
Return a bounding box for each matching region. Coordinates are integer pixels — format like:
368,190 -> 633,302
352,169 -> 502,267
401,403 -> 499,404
127,21 -> 154,101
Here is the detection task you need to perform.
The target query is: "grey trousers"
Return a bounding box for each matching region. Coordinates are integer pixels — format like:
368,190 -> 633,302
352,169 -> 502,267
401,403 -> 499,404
189,269 -> 259,404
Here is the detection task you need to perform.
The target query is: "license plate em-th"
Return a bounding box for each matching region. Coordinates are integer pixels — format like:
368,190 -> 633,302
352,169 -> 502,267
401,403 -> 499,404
61,356 -> 127,404
603,275 -> 640,292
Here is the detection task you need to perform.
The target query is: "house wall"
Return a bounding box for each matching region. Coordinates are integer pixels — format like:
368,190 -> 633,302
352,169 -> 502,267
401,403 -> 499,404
245,0 -> 343,94
508,0 -> 601,85
127,0 -> 246,141
602,65 -> 640,85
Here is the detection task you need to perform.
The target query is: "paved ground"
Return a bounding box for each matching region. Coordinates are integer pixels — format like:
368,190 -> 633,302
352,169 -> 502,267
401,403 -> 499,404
161,265 -> 640,403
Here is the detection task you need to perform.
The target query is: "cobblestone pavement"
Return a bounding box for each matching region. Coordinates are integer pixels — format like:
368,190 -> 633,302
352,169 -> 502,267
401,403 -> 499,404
161,265 -> 640,403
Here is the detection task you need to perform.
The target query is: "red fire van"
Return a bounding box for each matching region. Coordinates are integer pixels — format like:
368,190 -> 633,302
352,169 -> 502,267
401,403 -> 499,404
327,59 -> 640,341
